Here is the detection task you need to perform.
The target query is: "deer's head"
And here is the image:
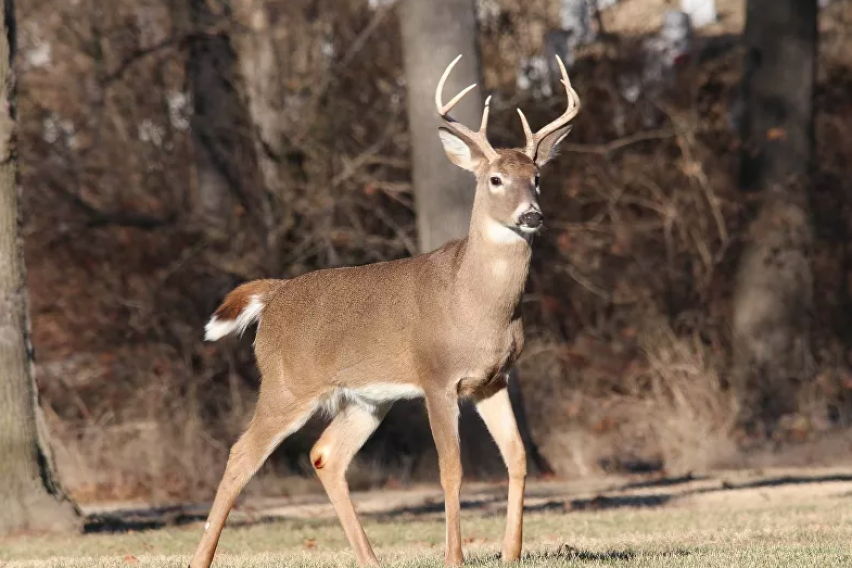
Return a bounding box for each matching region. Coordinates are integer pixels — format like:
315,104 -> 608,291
435,55 -> 580,243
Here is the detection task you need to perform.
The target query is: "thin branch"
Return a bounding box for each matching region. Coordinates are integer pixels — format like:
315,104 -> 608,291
102,24 -> 230,86
45,178 -> 177,230
331,109 -> 402,187
555,264 -> 612,301
102,37 -> 183,85
85,211 -> 178,230
562,128 -> 676,155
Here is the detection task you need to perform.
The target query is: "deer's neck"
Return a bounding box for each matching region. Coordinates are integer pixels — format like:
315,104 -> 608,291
456,214 -> 532,322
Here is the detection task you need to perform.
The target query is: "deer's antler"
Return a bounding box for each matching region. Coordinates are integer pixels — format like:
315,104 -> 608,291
517,55 -> 581,160
435,55 -> 499,162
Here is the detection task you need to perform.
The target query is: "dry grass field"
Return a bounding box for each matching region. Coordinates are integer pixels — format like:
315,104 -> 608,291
3,467 -> 852,568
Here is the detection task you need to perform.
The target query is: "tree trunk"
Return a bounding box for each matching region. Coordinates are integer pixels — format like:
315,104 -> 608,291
182,0 -> 239,235
399,0 -> 481,254
399,0 -> 551,476
228,0 -> 291,252
0,0 -> 80,534
732,0 -> 817,433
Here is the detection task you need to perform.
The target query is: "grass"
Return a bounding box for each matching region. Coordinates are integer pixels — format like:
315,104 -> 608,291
2,470 -> 852,567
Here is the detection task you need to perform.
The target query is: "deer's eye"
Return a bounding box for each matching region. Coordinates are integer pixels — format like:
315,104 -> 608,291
534,174 -> 540,194
490,176 -> 502,187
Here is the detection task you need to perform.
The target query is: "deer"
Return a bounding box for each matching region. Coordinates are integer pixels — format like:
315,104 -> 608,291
188,54 -> 580,568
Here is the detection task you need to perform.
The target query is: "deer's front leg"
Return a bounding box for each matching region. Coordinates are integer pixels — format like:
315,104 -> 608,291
475,384 -> 526,562
425,389 -> 464,566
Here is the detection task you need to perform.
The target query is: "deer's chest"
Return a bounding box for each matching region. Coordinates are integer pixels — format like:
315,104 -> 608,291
453,318 -> 524,398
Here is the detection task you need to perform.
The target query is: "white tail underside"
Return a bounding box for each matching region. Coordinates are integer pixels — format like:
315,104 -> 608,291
204,295 -> 265,341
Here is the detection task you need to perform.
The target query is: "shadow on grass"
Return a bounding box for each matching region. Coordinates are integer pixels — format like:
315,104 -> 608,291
533,544 -> 691,562
84,505 -> 328,534
615,473 -> 705,492
556,472 -> 852,514
84,504 -> 207,533
566,493 -> 673,512
541,545 -> 637,561
712,474 -> 852,491
83,472 -> 852,534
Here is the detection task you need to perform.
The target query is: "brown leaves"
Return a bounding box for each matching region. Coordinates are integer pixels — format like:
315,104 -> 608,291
766,127 -> 787,141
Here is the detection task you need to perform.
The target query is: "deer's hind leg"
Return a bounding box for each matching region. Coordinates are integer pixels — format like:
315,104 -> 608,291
189,396 -> 317,568
310,401 -> 391,566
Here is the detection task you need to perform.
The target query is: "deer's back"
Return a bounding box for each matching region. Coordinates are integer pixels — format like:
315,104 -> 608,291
254,241 -> 466,393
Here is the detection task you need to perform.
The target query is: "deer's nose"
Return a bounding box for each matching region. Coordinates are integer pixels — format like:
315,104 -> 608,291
519,210 -> 543,229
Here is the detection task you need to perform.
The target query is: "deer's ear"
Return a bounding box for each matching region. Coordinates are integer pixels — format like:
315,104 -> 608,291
439,127 -> 486,172
534,124 -> 573,167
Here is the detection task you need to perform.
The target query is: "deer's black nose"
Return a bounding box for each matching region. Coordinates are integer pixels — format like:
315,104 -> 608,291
519,210 -> 543,229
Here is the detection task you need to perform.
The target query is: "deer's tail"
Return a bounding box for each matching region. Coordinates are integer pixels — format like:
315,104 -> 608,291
204,279 -> 284,341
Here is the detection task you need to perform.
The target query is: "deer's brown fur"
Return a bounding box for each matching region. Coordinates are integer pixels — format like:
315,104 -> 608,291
189,55 -> 580,568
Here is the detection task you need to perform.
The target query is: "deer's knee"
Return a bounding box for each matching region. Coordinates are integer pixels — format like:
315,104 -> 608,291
310,445 -> 327,470
310,444 -> 342,477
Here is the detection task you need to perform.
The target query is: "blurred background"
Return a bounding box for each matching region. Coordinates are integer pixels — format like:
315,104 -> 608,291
11,0 -> 852,508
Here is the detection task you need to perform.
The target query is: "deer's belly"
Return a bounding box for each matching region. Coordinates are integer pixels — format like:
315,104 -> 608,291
319,383 -> 425,415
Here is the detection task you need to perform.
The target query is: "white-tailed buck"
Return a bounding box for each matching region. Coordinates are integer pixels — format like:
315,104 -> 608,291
189,54 -> 580,568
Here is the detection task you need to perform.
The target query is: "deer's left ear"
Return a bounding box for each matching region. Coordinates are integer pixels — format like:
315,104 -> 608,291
533,124 -> 573,168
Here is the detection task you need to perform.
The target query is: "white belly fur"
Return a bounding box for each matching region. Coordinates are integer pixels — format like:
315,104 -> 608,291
320,383 -> 424,416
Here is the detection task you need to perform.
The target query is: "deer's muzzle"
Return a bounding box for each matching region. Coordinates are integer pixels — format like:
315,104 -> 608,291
518,210 -> 543,231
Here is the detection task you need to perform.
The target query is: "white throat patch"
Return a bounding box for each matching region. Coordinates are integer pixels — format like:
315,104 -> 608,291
485,218 -> 526,244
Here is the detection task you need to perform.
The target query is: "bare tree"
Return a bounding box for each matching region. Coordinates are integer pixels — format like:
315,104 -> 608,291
399,0 -> 551,475
0,0 -> 80,535
179,0 -> 238,234
732,0 -> 817,432
399,0 -> 482,254
227,0 -> 293,252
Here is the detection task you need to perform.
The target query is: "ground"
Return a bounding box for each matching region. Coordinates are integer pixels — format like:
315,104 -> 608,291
2,467 -> 851,567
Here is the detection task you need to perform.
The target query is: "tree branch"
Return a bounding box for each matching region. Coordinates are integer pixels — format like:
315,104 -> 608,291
45,178 -> 177,230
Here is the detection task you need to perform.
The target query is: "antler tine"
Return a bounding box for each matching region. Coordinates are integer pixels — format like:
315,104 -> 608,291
435,55 -> 498,161
480,95 -> 492,133
439,83 -> 478,116
516,108 -> 535,157
518,55 -> 582,159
